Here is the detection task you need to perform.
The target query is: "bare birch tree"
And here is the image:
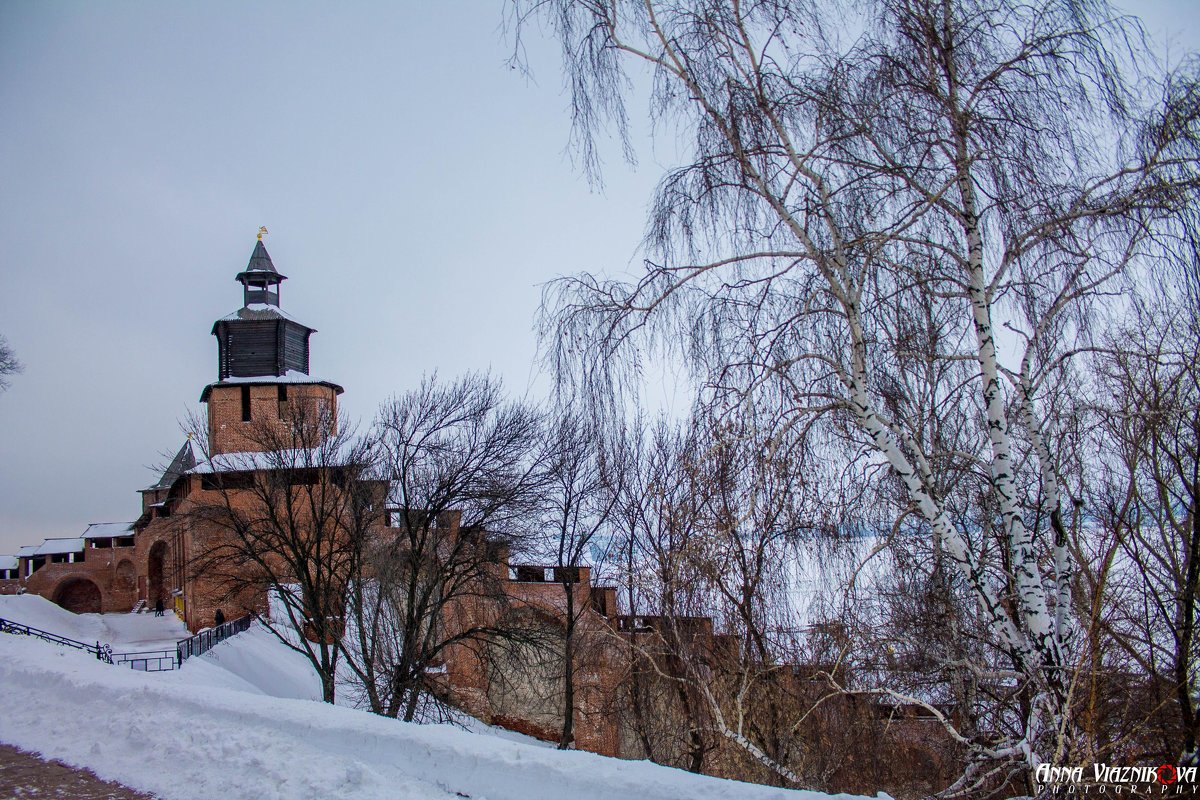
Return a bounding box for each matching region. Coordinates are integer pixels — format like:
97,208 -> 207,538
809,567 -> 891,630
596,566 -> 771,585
515,0 -> 1200,790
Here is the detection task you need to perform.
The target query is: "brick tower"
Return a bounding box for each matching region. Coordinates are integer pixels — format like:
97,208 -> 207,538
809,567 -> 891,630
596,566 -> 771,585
200,235 -> 343,454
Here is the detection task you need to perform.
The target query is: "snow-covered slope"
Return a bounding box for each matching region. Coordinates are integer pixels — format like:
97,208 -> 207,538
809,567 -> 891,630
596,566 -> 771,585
0,592 -> 189,649
0,596 -> 878,800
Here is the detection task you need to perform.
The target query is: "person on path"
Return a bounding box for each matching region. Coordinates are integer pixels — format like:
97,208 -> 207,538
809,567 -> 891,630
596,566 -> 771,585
214,609 -> 225,627
154,598 -> 164,617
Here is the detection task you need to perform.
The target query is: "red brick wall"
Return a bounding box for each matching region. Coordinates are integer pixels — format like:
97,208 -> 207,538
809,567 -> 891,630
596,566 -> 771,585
206,383 -> 338,455
21,544 -> 139,614
434,554 -> 623,757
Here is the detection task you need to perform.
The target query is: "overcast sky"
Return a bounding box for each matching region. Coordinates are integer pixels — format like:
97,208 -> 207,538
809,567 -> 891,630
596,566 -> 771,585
1,1 -> 1197,555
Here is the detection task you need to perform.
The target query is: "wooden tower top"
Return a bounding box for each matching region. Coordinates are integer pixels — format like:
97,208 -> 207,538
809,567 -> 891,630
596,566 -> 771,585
209,237 -> 315,382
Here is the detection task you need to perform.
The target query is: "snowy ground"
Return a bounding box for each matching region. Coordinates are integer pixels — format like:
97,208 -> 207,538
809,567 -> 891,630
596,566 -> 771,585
0,596 -> 879,800
0,593 -> 189,650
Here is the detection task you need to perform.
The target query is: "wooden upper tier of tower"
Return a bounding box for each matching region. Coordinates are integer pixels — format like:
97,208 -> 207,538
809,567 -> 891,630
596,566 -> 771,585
209,240 -> 318,382
201,237 -> 343,454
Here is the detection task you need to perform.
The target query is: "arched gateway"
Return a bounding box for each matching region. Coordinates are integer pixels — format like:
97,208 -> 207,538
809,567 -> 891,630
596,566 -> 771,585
53,578 -> 102,614
147,540 -> 167,606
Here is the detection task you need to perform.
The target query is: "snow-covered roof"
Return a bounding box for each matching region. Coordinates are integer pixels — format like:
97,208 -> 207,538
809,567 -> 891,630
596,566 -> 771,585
191,448 -> 304,474
15,545 -> 38,558
198,371 -> 343,402
190,445 -> 358,475
214,370 -> 335,386
0,555 -> 17,571
33,538 -> 85,556
82,522 -> 134,539
217,303 -> 303,324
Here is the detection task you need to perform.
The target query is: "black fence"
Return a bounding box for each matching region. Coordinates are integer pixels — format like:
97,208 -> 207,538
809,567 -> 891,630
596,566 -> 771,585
1,612 -> 256,672
0,617 -> 114,663
175,613 -> 254,667
113,649 -> 177,672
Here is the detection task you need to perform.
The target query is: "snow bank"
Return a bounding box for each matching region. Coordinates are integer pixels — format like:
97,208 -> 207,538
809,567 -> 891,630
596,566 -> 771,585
0,593 -> 188,650
0,638 -> 873,800
0,596 -> 880,800
180,625 -> 324,701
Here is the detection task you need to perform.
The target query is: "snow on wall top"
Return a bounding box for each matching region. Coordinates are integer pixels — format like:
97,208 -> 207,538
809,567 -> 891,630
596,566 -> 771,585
211,370 -> 334,385
6,524 -> 129,565
81,522 -> 134,539
32,537 -> 85,556
189,444 -> 358,474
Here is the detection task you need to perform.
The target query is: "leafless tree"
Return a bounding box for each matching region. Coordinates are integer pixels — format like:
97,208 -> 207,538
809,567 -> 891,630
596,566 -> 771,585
605,412 -> 830,784
184,401 -> 379,704
680,415 -> 815,785
613,417 -> 715,771
535,411 -> 622,748
515,0 -> 1200,789
0,335 -> 22,391
1086,257 -> 1200,766
339,373 -> 546,721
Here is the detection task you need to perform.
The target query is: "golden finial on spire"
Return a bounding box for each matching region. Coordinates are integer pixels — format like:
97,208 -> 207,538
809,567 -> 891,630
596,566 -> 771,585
257,226 -> 268,241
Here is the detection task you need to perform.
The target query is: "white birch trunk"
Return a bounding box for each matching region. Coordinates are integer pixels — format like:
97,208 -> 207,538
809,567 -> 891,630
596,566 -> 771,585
841,309 -> 1038,670
692,669 -> 804,785
1016,373 -> 1072,645
963,230 -> 1057,670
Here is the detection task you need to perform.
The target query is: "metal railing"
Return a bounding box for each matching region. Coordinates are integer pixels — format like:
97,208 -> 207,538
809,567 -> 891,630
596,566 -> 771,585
0,617 -> 114,663
113,649 -> 177,672
1,612 -> 256,671
175,613 -> 254,667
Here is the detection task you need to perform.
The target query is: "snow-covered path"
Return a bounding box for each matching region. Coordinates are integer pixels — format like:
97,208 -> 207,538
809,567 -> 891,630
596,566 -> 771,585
0,597 -> 875,800
0,593 -> 189,650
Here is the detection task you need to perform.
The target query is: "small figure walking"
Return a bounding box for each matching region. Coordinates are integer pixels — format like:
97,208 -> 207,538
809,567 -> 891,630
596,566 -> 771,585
214,609 -> 225,627
154,598 -> 164,617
